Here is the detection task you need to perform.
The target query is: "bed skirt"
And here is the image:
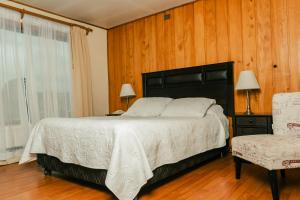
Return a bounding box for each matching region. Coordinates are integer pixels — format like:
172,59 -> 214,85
37,139 -> 229,198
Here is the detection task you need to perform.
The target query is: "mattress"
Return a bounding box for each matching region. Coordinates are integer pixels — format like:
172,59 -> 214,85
20,111 -> 228,200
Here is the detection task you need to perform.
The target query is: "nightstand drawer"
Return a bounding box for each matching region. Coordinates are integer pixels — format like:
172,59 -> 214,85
237,127 -> 268,136
236,117 -> 267,127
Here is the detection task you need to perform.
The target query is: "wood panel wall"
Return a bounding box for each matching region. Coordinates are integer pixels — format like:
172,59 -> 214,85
107,0 -> 300,113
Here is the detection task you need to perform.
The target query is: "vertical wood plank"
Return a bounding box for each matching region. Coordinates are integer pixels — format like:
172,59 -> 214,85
204,0 -> 217,64
287,0 -> 300,92
174,6 -> 185,67
125,23 -> 135,91
271,0 -> 290,94
194,0 -> 206,65
242,0 -> 259,113
155,13 -> 165,70
112,27 -> 123,110
107,31 -> 115,112
228,0 -> 244,112
216,0 -> 229,62
119,26 -> 127,85
256,0 -> 273,113
183,4 -> 195,67
120,25 -> 131,110
133,20 -> 145,101
144,16 -> 157,73
163,10 -> 176,69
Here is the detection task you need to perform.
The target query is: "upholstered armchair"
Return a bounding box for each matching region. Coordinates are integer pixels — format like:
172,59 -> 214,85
232,92 -> 300,200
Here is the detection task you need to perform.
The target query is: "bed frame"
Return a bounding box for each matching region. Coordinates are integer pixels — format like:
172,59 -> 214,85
37,61 -> 234,199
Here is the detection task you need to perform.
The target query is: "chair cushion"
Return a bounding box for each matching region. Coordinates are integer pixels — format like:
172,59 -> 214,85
232,135 -> 300,170
272,92 -> 300,135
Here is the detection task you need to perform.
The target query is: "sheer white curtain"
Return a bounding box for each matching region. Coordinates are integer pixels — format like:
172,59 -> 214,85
0,7 -> 30,163
23,15 -> 72,124
0,8 -> 73,164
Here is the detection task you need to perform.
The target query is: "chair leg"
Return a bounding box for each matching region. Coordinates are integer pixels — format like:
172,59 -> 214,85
235,157 -> 242,179
268,170 -> 279,200
280,169 -> 285,178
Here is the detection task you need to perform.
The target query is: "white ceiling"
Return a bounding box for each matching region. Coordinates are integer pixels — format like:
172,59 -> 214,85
14,0 -> 195,29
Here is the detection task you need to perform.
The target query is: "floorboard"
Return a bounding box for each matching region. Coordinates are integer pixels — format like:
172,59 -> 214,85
1,155 -> 300,200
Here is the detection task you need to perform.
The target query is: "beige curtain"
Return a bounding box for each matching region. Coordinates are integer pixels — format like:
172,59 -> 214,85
70,26 -> 94,117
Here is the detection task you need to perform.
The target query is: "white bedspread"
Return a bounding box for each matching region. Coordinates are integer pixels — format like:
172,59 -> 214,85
20,112 -> 228,200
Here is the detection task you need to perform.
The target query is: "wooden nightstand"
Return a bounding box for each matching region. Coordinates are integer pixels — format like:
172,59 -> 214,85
233,113 -> 273,137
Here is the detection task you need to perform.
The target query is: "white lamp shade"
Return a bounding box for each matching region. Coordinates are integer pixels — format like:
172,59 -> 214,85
120,83 -> 136,97
236,70 -> 260,90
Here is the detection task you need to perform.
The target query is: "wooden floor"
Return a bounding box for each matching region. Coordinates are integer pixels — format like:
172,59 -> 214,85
1,155 -> 300,200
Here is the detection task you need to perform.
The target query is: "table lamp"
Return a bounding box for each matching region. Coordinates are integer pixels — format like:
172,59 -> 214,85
120,83 -> 136,109
236,70 -> 260,115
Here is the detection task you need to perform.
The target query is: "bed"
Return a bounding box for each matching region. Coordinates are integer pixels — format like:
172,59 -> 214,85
21,61 -> 234,200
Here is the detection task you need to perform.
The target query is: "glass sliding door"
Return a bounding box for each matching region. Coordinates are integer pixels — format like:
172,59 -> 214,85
0,7 -> 73,164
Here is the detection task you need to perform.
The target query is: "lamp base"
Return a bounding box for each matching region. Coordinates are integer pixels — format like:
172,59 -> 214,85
244,90 -> 253,115
243,110 -> 254,115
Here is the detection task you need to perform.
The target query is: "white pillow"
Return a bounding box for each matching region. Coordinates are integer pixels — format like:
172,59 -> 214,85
122,97 -> 173,117
160,97 -> 216,117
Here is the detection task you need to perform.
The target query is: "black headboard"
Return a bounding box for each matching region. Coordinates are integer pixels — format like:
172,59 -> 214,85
142,62 -> 234,116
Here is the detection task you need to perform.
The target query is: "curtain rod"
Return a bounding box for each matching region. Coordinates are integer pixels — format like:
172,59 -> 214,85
0,3 -> 93,34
